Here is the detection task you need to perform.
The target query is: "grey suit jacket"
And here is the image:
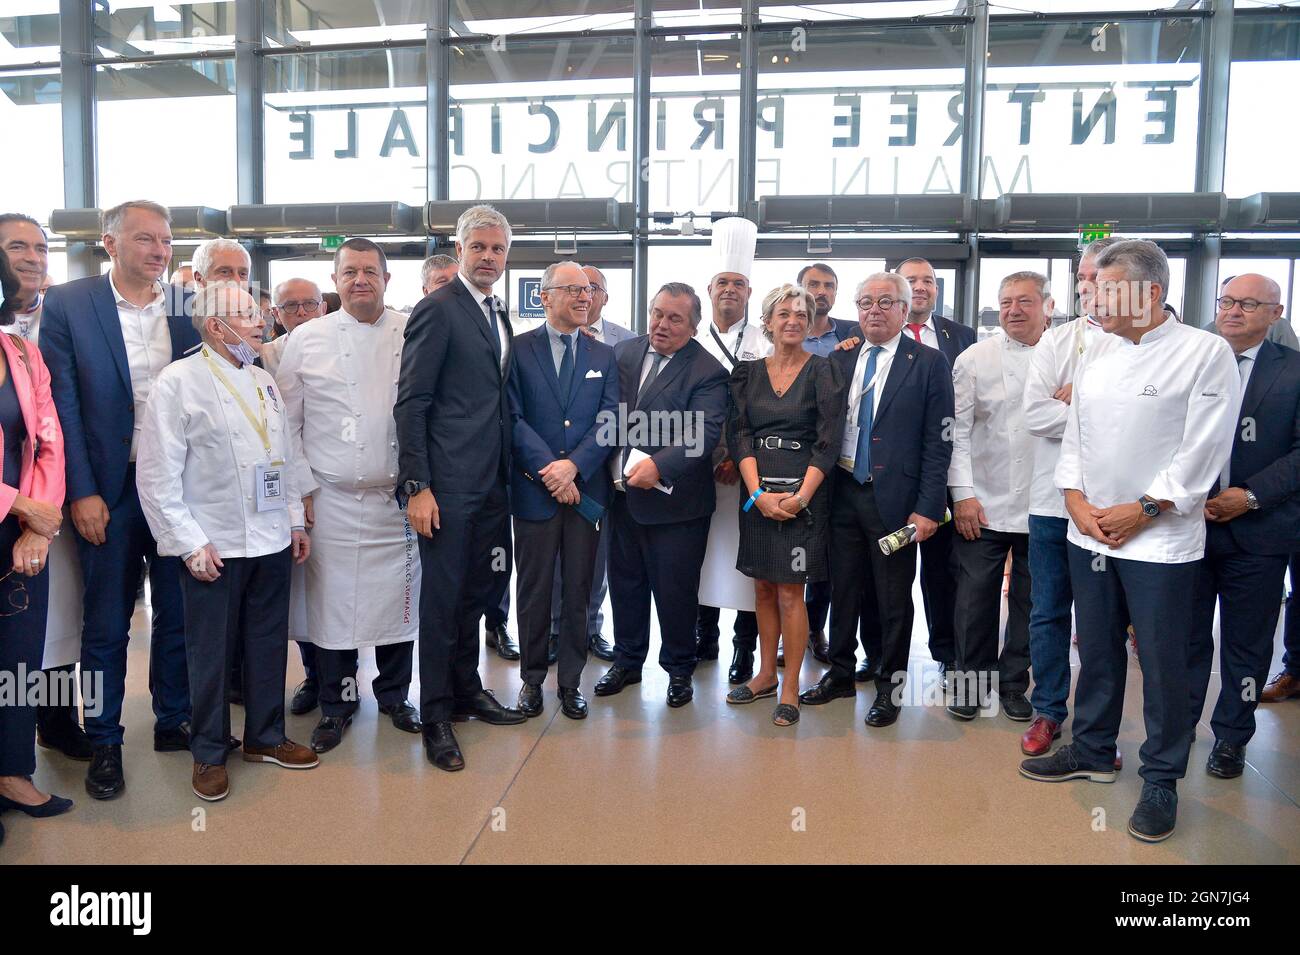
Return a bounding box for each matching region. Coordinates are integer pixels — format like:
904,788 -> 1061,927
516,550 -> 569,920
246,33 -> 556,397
597,319 -> 638,346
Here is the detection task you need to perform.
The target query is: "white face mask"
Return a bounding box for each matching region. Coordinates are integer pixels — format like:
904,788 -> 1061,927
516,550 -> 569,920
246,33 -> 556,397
215,317 -> 259,366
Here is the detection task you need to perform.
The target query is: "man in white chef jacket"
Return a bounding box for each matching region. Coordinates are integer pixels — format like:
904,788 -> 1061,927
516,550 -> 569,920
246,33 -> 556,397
694,217 -> 771,685
0,212 -> 92,761
945,272 -> 1050,723
1021,240 -> 1239,845
277,238 -> 422,755
137,283 -> 317,802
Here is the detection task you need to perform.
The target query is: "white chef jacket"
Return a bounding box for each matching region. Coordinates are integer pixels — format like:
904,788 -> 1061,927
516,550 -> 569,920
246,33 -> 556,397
109,269 -> 172,461
697,314 -> 771,372
137,347 -> 304,559
259,332 -> 290,379
1024,317 -> 1103,519
1055,317 -> 1239,564
948,330 -> 1036,534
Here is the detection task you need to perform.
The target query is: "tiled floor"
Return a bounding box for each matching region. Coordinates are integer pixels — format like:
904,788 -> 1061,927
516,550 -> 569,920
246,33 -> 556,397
4,582 -> 1297,864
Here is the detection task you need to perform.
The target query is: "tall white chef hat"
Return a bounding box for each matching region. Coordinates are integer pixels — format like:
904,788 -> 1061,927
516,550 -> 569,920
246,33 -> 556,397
710,216 -> 757,281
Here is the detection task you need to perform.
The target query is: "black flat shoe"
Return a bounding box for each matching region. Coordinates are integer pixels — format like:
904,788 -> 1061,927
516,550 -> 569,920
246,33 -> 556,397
378,699 -> 422,733
666,675 -> 694,708
558,687 -> 588,720
423,721 -> 464,772
799,674 -> 855,705
1206,739 -> 1246,779
517,683 -> 544,718
0,792 -> 74,818
85,744 -> 125,800
35,705 -> 93,761
864,691 -> 900,727
808,631 -> 830,664
1000,690 -> 1033,722
485,624 -> 520,661
153,722 -> 193,753
855,661 -> 875,683
290,678 -> 319,716
728,648 -> 754,685
310,714 -> 353,753
589,632 -> 615,662
451,689 -> 527,725
696,637 -> 719,661
773,703 -> 800,726
726,682 -> 778,704
1128,782 -> 1177,843
594,665 -> 641,697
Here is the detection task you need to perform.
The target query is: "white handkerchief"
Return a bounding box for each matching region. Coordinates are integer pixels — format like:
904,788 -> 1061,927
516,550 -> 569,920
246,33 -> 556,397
623,448 -> 673,494
584,369 -> 603,378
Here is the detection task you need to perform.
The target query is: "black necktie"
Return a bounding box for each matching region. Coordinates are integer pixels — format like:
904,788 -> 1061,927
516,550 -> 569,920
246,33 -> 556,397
484,295 -> 503,363
636,352 -> 664,409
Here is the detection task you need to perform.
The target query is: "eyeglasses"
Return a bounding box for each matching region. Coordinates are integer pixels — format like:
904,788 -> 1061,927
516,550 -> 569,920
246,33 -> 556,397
543,284 -> 597,296
855,296 -> 902,311
276,299 -> 323,314
1216,296 -> 1280,313
0,569 -> 29,617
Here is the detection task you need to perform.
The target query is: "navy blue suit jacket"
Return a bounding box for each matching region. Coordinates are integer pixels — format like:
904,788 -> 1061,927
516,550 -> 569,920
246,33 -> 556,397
831,317 -> 859,342
1219,338 -> 1300,555
508,324 -> 620,521
831,333 -> 955,530
930,314 -> 977,369
40,274 -> 197,509
614,335 -> 727,525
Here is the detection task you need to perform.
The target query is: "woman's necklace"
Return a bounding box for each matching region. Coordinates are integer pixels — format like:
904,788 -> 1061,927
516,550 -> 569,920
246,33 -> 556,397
768,354 -> 807,397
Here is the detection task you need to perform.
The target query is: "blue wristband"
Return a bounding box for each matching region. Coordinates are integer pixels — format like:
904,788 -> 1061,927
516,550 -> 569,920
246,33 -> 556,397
743,488 -> 764,512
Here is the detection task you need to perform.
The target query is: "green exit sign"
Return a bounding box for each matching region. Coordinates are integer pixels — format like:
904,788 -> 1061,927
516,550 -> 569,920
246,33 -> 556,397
1078,224 -> 1113,247
320,235 -> 344,251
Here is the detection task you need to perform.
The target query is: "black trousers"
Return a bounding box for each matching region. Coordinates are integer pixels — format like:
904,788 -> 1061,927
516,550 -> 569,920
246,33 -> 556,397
609,492 -> 710,678
315,642 -> 414,718
695,605 -> 758,652
953,528 -> 1032,698
919,520 -> 959,667
514,507 -> 599,689
827,472 -> 916,692
179,547 -> 291,766
484,518 -> 512,630
1067,543 -> 1200,789
417,482 -> 509,723
0,515 -> 48,777
1188,525 -> 1289,747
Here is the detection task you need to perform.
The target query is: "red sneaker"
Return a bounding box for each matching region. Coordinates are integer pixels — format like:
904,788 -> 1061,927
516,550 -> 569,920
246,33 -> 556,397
1020,716 -> 1061,756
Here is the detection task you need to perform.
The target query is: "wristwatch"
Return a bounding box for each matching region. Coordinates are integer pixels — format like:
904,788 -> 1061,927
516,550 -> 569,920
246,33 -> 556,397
1139,496 -> 1161,519
402,480 -> 429,497
1243,487 -> 1261,510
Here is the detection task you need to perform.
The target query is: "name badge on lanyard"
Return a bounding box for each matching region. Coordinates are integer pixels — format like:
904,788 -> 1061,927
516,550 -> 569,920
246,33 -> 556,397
204,348 -> 287,513
255,462 -> 287,512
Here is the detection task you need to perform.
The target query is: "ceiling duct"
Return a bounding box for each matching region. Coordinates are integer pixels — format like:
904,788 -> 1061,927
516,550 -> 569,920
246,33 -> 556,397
758,195 -> 974,232
228,202 -> 421,237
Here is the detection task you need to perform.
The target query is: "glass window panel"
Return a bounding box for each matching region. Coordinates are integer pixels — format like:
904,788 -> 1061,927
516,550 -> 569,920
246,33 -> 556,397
0,2 -> 59,66
756,23 -> 967,197
264,0 -> 425,48
1226,14 -> 1300,194
983,18 -> 1203,196
653,5 -> 742,29
96,57 -> 236,209
0,66 -> 62,224
1217,258 -> 1293,337
650,34 -> 741,214
760,2 -> 958,23
94,1 -> 235,58
449,36 -> 635,203
264,48 -> 427,205
990,2 -> 1205,13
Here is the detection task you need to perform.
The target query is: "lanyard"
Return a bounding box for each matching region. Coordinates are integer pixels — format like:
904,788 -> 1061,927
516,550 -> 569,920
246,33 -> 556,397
203,347 -> 274,459
709,317 -> 746,368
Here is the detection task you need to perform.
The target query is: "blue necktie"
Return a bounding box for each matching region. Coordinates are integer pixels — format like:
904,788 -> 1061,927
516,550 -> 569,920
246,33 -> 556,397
853,346 -> 882,485
557,332 -> 574,402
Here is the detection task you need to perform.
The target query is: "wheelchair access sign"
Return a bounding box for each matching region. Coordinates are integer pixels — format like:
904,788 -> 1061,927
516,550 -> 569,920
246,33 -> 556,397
518,277 -> 545,319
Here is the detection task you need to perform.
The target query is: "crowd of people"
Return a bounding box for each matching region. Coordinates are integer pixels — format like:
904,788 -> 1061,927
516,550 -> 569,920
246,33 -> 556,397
0,200 -> 1296,848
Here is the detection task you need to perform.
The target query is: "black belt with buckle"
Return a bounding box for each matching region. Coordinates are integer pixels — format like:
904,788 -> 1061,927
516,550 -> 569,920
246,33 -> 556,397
754,435 -> 802,451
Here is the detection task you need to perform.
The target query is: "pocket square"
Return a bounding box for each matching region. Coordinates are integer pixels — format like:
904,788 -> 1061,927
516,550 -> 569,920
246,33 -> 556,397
584,369 -> 603,378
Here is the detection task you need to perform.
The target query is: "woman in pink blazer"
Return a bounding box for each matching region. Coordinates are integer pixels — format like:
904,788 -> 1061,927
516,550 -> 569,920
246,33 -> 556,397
0,254 -> 70,844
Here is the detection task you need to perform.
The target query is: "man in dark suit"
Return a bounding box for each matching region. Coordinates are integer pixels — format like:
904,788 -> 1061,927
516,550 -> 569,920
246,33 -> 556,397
395,204 -> 526,773
39,200 -> 197,799
508,261 -> 619,720
1189,274 -> 1300,778
894,257 -> 976,683
594,283 -> 728,708
800,272 -> 955,727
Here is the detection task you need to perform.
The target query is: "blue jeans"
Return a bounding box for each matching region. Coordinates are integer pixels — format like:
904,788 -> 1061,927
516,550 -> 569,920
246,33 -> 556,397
1027,515 -> 1073,724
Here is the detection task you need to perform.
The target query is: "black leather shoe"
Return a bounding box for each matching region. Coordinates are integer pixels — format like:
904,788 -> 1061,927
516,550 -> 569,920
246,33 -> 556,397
423,721 -> 464,772
1206,739 -> 1246,779
594,664 -> 641,697
36,705 -> 93,761
947,702 -> 979,720
696,636 -> 720,661
517,683 -> 544,718
809,630 -> 830,664
855,661 -> 874,683
485,624 -> 520,661
154,722 -> 192,752
728,648 -> 754,685
1000,690 -> 1033,722
452,689 -> 527,725
290,678 -> 319,716
799,673 -> 855,705
666,675 -> 694,708
378,699 -> 422,733
865,690 -> 900,727
547,633 -> 559,665
589,632 -> 615,662
310,714 -> 353,753
559,687 -> 588,720
1128,782 -> 1178,843
85,744 -> 125,800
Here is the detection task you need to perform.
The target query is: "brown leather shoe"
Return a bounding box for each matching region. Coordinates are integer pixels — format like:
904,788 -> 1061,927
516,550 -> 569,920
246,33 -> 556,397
1262,671 -> 1300,703
1114,749 -> 1123,771
192,762 -> 229,801
242,739 -> 319,769
1020,716 -> 1061,756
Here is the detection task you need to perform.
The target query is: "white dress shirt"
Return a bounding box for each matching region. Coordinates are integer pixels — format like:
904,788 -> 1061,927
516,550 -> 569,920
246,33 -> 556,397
110,269 -> 172,461
457,271 -> 511,372
1219,342 -> 1260,490
1023,317 -> 1102,519
137,348 -> 303,559
948,331 -> 1036,533
902,314 -> 939,351
1055,317 -> 1240,564
839,332 -> 901,474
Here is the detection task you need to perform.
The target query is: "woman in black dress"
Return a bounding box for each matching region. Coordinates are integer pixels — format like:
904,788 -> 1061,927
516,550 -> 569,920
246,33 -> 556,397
725,285 -> 844,725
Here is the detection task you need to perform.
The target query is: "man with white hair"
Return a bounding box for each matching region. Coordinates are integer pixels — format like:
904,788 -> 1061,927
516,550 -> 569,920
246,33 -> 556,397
420,253 -> 459,296
1022,239 -> 1239,844
137,282 -> 316,802
191,238 -> 251,289
397,203 -> 527,772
